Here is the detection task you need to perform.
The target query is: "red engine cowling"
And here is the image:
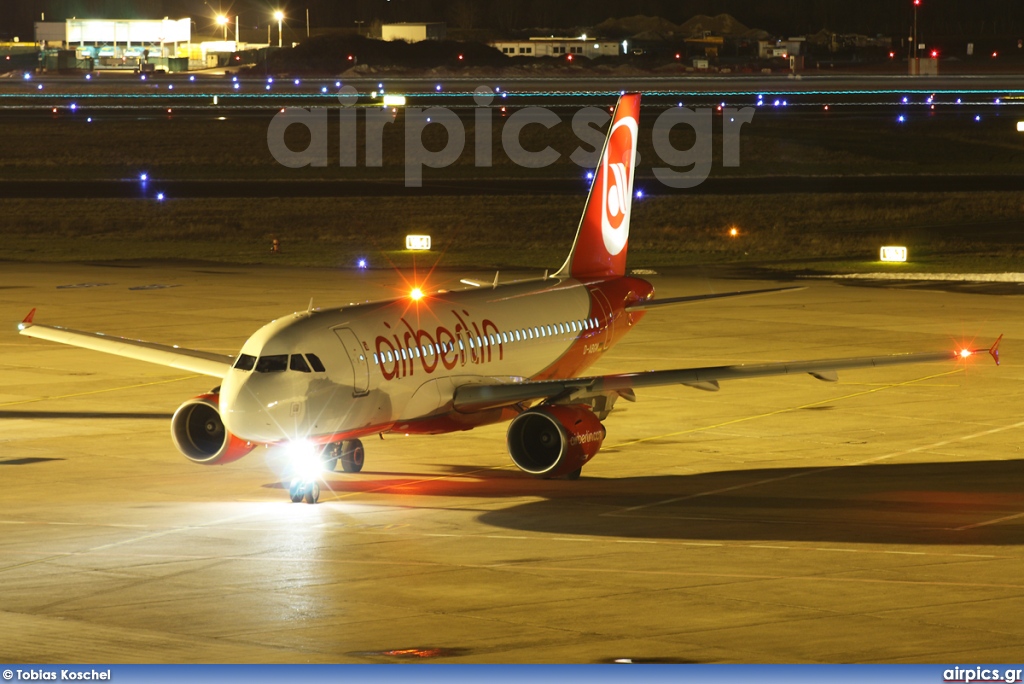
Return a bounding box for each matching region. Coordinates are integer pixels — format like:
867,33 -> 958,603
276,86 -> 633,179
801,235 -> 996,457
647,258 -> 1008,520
170,393 -> 255,465
506,405 -> 605,478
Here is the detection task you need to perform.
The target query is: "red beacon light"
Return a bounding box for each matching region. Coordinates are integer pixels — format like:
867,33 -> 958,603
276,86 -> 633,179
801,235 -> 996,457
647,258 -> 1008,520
930,49 -> 939,58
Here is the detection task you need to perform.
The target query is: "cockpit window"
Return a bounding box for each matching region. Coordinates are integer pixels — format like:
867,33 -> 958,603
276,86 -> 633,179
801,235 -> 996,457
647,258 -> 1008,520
255,355 -> 288,373
234,354 -> 256,371
306,353 -> 326,373
289,355 -> 311,373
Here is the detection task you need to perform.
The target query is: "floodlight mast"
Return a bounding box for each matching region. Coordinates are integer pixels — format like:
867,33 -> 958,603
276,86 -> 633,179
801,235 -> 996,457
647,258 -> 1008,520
274,11 -> 285,48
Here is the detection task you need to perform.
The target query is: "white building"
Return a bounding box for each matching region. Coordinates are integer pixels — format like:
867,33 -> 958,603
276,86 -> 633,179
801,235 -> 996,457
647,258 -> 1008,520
490,37 -> 619,58
35,18 -> 191,61
381,22 -> 446,42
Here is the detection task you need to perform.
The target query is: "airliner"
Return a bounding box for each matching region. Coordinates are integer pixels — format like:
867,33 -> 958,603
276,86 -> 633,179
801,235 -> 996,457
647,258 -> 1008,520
18,93 -> 1001,503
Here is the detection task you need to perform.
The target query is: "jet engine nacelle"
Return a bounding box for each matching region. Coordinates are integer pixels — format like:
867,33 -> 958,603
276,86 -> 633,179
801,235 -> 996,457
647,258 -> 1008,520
170,393 -> 255,465
506,405 -> 605,478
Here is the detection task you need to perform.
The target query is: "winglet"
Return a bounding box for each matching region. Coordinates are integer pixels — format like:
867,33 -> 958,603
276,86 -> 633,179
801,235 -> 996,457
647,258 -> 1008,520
18,308 -> 36,331
989,334 -> 1003,366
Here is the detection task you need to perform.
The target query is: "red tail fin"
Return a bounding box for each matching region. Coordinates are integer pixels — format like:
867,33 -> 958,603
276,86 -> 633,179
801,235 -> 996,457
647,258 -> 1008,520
557,93 -> 641,279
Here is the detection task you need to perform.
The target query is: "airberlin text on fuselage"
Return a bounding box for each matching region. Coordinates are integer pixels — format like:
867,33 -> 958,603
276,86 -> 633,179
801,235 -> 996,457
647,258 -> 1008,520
375,310 -> 503,380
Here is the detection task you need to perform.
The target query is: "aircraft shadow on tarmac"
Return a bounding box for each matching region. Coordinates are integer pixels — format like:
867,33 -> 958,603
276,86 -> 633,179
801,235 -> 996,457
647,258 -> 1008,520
313,459 -> 1024,546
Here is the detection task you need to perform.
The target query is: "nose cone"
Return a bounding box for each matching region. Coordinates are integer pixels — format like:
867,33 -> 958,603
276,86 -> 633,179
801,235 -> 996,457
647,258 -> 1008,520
222,371 -> 306,443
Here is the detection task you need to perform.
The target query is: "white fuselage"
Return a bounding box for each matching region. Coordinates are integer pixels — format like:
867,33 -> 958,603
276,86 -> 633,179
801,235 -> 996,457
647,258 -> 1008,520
220,275 -> 651,446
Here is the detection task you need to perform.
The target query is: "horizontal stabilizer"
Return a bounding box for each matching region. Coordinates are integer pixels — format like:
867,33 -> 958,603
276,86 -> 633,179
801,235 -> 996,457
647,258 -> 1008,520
625,286 -> 805,312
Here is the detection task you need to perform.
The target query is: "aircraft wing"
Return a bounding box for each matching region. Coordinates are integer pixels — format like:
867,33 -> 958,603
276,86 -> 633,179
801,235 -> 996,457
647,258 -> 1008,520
17,309 -> 233,378
452,338 -> 1002,414
625,285 -> 805,312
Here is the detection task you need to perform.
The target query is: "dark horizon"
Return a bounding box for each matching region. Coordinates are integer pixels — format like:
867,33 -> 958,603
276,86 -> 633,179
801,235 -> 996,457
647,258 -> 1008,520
3,0 -> 1024,42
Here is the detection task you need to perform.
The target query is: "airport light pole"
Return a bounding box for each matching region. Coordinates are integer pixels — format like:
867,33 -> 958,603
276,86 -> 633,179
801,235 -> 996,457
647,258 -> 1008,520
274,11 -> 284,48
216,13 -> 228,40
913,0 -> 920,69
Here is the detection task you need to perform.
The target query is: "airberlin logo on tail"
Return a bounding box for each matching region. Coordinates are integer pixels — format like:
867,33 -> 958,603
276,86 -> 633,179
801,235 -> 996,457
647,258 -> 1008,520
600,116 -> 638,257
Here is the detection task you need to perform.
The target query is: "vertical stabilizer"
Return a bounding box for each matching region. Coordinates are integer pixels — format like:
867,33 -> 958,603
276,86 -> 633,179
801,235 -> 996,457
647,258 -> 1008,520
556,93 -> 641,279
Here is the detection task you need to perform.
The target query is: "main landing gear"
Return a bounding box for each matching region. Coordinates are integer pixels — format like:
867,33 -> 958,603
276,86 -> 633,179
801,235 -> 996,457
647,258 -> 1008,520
288,439 -> 365,504
324,439 -> 365,473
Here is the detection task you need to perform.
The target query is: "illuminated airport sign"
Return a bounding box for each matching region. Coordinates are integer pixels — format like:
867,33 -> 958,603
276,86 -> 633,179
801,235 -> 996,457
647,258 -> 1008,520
879,246 -> 908,262
383,95 -> 407,107
406,234 -> 431,251
1017,121 -> 1024,132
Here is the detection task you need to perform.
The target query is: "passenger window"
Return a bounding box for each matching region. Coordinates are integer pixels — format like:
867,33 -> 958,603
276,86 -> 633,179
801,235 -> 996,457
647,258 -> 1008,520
571,321 -> 578,332
514,330 -> 521,341
306,353 -> 326,372
255,355 -> 288,373
501,332 -> 508,343
558,323 -> 565,334
290,355 -> 311,373
386,351 -> 394,363
582,319 -> 589,330
373,353 -> 379,364
234,354 -> 256,371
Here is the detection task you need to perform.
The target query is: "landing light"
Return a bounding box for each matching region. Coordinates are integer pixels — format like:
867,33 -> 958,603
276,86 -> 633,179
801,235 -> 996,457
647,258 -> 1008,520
287,440 -> 323,482
410,288 -> 424,301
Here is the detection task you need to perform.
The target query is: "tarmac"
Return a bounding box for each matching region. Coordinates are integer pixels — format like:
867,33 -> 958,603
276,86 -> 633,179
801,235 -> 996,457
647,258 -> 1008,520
1,261 -> 1021,663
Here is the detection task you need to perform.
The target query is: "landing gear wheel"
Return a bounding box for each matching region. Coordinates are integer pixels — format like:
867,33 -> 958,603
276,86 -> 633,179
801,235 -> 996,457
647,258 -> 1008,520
324,458 -> 338,472
288,481 -> 305,503
304,482 -> 320,504
566,467 -> 582,480
341,439 -> 365,473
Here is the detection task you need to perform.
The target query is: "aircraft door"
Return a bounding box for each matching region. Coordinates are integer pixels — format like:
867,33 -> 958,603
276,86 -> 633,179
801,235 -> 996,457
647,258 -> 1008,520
333,327 -> 370,396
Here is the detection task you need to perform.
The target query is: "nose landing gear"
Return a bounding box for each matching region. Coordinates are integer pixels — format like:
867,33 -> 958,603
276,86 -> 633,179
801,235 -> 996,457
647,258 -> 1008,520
287,438 -> 366,504
288,479 -> 320,504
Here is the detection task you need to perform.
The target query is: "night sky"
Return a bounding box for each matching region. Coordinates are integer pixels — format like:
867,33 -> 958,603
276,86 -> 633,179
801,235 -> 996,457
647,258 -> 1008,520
4,0 -> 1024,41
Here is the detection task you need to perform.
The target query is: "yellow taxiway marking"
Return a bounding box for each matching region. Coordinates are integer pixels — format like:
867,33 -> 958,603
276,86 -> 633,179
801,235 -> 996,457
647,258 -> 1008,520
608,368 -> 965,450
603,369 -> 1024,516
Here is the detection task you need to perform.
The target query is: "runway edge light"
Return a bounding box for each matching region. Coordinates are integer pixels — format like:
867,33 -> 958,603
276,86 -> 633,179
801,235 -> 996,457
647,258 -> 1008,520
406,235 -> 431,251
880,246 -> 907,262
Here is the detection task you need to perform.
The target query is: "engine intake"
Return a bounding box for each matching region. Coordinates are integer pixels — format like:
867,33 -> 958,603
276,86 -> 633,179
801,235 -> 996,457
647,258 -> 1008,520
171,393 -> 255,465
506,405 -> 605,478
